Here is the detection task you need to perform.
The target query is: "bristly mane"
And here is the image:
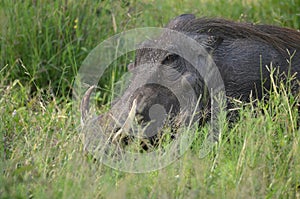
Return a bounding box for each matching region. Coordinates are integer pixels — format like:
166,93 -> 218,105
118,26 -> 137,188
173,18 -> 300,56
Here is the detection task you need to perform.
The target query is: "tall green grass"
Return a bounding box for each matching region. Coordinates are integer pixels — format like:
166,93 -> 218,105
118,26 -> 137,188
1,0 -> 299,198
1,75 -> 299,198
1,0 -> 299,96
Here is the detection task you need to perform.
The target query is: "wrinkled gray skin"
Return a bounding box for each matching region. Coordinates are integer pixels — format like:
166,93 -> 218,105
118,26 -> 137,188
81,14 -> 300,147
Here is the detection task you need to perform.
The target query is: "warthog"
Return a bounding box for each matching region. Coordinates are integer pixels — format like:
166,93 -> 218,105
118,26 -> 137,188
81,14 -> 300,149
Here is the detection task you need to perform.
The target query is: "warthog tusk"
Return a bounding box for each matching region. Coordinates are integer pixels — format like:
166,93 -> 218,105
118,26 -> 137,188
80,85 -> 96,127
112,99 -> 137,142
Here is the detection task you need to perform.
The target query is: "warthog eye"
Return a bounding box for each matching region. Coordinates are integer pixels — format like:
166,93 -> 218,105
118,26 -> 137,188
161,53 -> 179,65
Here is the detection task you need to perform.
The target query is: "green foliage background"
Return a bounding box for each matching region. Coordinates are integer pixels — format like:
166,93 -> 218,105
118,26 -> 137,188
0,0 -> 299,198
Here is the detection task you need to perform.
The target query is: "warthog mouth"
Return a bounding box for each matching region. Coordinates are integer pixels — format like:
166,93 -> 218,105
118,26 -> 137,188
80,85 -> 187,151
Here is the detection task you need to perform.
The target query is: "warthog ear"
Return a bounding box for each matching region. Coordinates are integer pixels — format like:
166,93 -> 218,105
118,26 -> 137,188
166,14 -> 195,29
204,35 -> 223,53
191,34 -> 224,53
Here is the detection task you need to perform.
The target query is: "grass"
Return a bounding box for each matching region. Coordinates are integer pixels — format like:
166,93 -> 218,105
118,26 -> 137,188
0,0 -> 300,198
